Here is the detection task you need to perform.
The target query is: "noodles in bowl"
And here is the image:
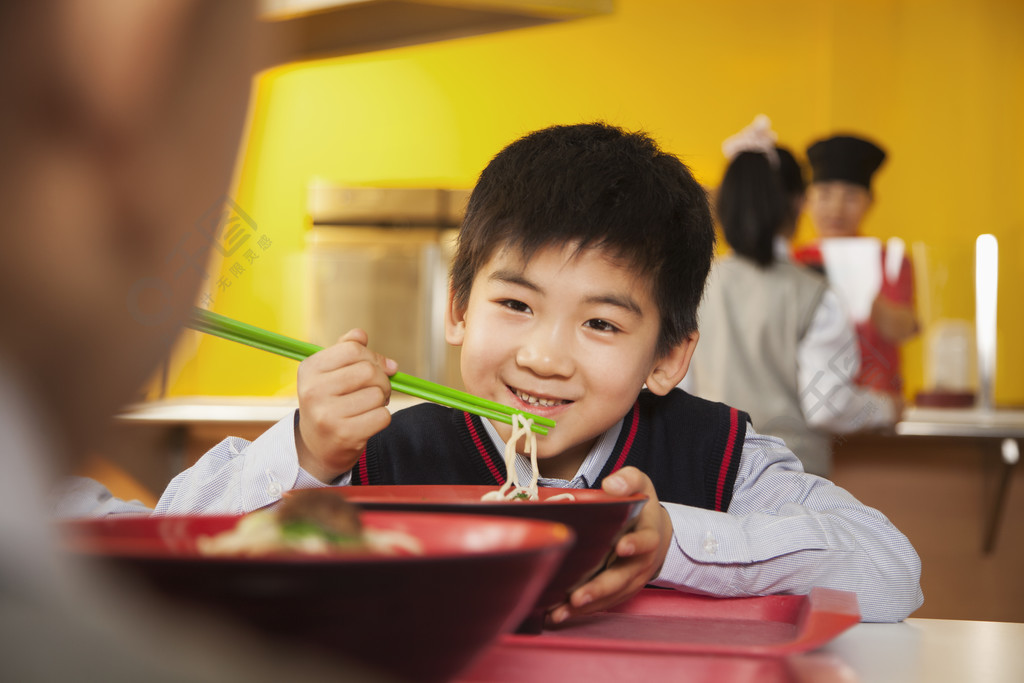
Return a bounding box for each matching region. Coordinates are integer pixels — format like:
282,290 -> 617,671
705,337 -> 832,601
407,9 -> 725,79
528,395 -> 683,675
197,489 -> 422,558
62,495 -> 572,682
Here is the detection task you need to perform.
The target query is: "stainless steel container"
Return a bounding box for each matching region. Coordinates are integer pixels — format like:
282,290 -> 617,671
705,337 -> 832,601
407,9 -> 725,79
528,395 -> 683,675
306,184 -> 468,388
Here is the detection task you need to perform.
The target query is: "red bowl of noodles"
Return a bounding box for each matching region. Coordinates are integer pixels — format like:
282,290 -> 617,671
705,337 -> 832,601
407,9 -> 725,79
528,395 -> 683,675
62,508 -> 572,682
307,485 -> 648,632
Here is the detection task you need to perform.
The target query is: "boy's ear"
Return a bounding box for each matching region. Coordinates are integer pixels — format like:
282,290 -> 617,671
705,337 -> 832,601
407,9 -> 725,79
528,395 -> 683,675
645,331 -> 700,395
444,287 -> 467,346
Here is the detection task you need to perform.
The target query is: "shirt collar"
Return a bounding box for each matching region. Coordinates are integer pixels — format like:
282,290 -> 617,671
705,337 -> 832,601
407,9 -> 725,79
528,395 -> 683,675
481,417 -> 624,489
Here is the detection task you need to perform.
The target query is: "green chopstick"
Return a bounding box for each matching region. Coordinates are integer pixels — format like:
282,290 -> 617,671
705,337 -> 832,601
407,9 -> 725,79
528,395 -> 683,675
186,307 -> 555,435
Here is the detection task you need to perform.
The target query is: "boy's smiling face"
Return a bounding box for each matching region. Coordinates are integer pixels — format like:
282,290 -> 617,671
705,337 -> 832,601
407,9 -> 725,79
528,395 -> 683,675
446,242 -> 697,480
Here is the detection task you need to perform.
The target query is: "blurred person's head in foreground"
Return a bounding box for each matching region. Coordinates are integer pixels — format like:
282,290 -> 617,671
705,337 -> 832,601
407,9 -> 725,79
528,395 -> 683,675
805,134 -> 886,238
0,0 -> 259,468
717,115 -> 807,266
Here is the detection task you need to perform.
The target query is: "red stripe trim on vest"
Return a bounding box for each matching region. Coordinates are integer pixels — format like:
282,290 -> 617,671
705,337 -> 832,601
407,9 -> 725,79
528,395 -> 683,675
714,408 -> 740,511
464,412 -> 504,484
609,401 -> 641,474
356,449 -> 369,485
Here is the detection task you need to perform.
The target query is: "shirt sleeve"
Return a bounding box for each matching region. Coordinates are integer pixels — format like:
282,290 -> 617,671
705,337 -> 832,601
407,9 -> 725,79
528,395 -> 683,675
651,422 -> 923,622
153,411 -> 334,516
797,289 -> 897,432
50,477 -> 154,518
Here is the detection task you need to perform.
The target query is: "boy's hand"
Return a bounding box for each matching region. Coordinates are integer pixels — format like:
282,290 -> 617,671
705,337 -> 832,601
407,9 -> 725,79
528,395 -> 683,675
294,329 -> 398,483
547,466 -> 673,625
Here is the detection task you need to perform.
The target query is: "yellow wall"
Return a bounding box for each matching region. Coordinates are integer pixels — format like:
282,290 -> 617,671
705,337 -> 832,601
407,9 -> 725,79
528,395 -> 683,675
164,0 -> 1024,406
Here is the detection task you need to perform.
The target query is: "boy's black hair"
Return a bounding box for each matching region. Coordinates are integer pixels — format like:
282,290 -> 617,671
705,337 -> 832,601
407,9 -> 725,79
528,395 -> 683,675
716,149 -> 790,267
451,122 -> 715,358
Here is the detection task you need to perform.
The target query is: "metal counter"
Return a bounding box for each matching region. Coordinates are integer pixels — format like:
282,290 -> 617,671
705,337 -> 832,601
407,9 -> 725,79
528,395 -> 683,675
896,406 -> 1024,439
116,395 -> 424,425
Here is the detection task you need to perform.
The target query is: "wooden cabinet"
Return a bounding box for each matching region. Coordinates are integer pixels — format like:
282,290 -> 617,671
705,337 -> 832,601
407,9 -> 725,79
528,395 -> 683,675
831,409 -> 1024,623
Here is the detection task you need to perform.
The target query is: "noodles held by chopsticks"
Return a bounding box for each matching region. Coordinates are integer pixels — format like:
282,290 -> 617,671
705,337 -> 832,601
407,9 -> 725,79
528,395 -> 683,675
480,414 -> 575,502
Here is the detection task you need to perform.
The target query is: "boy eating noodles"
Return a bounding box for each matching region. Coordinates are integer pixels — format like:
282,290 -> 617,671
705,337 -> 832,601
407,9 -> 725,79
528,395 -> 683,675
154,122 -> 923,624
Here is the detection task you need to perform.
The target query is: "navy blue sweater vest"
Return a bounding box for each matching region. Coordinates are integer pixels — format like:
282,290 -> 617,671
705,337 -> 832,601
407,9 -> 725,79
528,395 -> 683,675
352,389 -> 749,512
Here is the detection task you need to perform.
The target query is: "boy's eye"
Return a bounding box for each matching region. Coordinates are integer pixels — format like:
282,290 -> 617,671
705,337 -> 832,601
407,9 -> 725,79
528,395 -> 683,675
585,318 -> 620,333
499,299 -> 531,313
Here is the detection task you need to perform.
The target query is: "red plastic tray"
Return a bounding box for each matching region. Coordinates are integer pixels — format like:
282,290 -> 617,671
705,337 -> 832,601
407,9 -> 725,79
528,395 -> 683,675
458,588 -> 860,682
459,647 -> 851,683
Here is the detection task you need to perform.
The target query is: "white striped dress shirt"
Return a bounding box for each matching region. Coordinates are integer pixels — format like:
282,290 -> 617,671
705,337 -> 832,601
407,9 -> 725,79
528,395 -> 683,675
59,408 -> 923,622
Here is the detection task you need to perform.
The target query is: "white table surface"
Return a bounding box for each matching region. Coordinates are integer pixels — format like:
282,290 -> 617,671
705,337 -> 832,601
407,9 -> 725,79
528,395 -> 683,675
812,618 -> 1024,683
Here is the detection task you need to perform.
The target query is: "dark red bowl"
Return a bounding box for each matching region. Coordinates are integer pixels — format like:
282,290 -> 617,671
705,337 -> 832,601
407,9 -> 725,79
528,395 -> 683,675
63,511 -> 572,682
310,485 -> 648,632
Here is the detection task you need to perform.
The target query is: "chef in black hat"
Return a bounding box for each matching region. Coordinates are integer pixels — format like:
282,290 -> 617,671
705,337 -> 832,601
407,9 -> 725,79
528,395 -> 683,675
794,134 -> 918,396
804,135 -> 887,239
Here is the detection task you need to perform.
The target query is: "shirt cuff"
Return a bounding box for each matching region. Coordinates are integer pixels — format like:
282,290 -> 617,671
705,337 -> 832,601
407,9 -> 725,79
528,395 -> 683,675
242,411 -> 353,503
651,502 -> 746,595
238,410 -> 304,511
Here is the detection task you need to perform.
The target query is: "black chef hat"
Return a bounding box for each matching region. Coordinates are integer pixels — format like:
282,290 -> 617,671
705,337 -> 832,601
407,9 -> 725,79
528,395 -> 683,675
806,135 -> 886,190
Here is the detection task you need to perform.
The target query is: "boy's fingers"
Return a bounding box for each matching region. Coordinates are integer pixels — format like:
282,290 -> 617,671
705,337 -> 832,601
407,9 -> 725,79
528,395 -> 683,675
616,526 -> 661,557
547,470 -> 669,626
320,385 -> 392,420
333,329 -> 397,376
304,340 -> 396,384
601,469 -> 638,496
316,362 -> 392,399
602,466 -> 654,497
319,405 -> 392,449
302,342 -> 363,374
377,353 -> 399,376
299,380 -> 390,436
558,558 -> 649,619
337,328 -> 369,345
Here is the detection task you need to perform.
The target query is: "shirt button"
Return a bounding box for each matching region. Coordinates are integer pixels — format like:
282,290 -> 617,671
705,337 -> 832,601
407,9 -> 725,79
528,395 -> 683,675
703,531 -> 719,555
267,482 -> 283,498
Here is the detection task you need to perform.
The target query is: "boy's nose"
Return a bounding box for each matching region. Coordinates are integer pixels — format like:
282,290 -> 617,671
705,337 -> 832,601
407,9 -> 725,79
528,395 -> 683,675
515,326 -> 574,377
